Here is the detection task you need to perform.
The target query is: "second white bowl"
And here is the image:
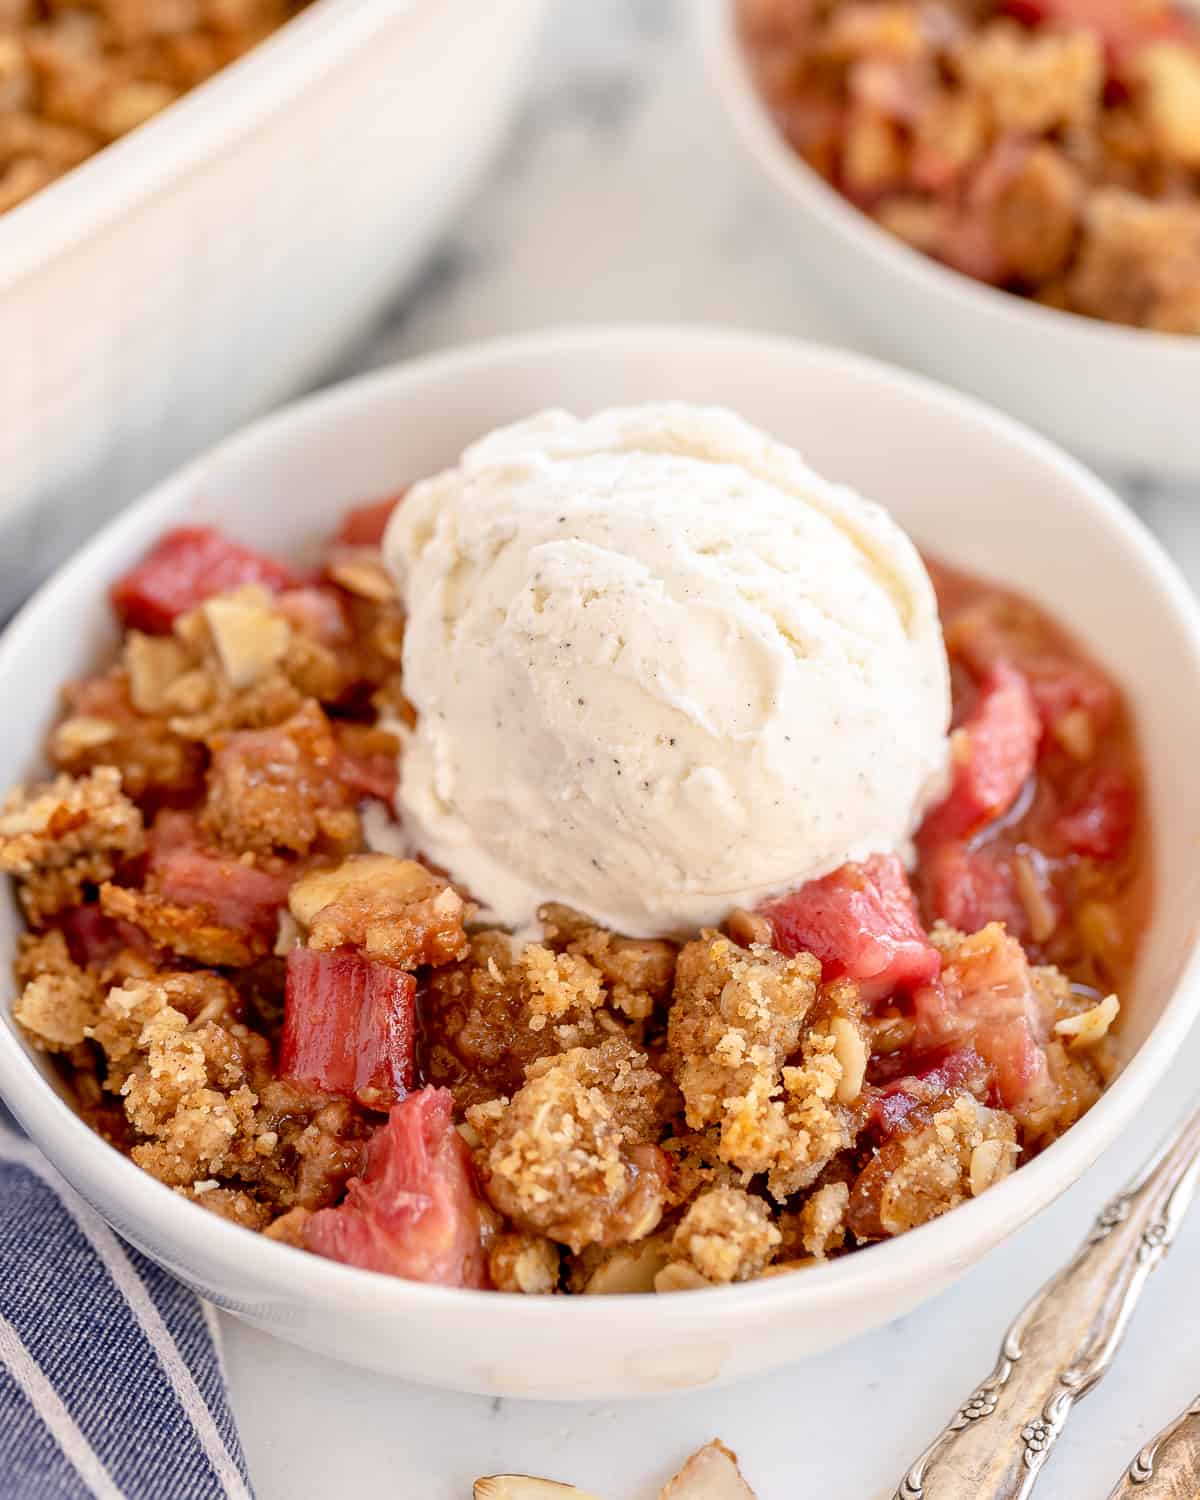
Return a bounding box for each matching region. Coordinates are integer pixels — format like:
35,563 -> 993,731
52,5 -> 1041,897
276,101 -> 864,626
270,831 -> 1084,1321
1,326 -> 1199,1399
699,0 -> 1200,481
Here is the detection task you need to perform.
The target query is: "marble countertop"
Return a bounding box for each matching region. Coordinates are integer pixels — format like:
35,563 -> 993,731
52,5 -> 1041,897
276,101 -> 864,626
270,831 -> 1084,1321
187,1 -> 1200,1495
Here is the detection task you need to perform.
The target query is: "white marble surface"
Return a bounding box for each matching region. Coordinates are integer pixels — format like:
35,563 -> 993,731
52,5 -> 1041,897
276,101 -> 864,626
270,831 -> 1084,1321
198,1 -> 1200,1495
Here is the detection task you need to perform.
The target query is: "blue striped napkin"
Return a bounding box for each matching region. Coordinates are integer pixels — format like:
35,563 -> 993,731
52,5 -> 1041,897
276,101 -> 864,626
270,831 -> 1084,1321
0,1113 -> 254,1499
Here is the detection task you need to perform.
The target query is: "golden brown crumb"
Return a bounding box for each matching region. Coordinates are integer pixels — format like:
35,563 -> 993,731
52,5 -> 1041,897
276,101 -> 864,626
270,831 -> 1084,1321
982,143 -> 1084,286
521,943 -> 606,1032
89,971 -> 263,1188
288,853 -> 467,969
12,930 -> 101,1050
666,1187 -> 781,1285
86,970 -> 367,1211
0,767 -> 143,923
100,881 -> 262,967
1133,42 -> 1200,169
668,933 -> 819,1144
424,930 -> 647,1110
0,1 -> 308,215
487,1232 -> 561,1294
468,1037 -> 668,1254
203,699 -> 359,858
183,1184 -> 273,1232
955,21 -> 1103,136
794,1180 -> 850,1260
760,985 -> 867,1201
848,1095 -> 1018,1239
1066,189 -> 1200,333
264,1205 -> 312,1248
52,669 -> 204,801
249,1082 -> 369,1212
668,935 -> 862,1196
540,903 -> 676,1020
659,1127 -> 742,1209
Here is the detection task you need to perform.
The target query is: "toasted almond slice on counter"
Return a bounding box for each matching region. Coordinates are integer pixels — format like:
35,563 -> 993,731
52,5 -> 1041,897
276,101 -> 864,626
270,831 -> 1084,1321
659,1440 -> 759,1499
1054,993 -> 1120,1048
473,1478 -> 607,1499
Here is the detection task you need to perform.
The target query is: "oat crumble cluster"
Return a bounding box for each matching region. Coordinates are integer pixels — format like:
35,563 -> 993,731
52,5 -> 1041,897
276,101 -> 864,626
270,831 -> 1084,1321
737,0 -> 1200,331
0,0 -> 308,214
1,503 -> 1145,1293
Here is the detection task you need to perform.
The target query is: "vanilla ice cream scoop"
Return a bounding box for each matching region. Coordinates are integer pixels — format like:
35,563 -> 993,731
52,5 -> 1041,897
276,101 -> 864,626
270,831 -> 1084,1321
384,403 -> 950,937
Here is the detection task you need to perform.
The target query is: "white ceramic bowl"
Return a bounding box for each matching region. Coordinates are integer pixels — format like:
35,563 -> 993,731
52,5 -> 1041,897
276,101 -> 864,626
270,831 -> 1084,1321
2,326 -> 1199,1401
698,0 -> 1200,482
0,0 -> 545,614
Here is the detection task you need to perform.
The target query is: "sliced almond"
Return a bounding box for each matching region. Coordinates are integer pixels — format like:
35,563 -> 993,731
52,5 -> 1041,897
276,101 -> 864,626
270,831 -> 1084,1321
584,1237 -> 670,1295
758,1258 -> 814,1278
659,1440 -> 759,1499
830,1015 -> 867,1103
1052,707 -> 1094,761
125,632 -> 190,713
1135,41 -> 1200,169
1054,993 -> 1120,1049
52,715 -> 117,755
1014,853 -> 1057,945
329,554 -> 397,601
968,1137 -> 1017,1197
474,1479 -> 607,1500
274,909 -> 300,957
164,667 -> 216,716
653,1263 -> 712,1294
203,594 -> 291,690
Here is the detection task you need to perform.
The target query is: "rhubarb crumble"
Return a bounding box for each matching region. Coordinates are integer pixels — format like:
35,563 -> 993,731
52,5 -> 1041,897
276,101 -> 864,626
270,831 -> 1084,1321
0,0 -> 310,214
737,0 -> 1200,332
2,498 -> 1146,1293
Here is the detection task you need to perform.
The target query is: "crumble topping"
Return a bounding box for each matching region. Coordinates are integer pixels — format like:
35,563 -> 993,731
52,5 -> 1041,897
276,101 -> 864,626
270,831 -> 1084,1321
539,903 -> 677,1020
288,853 -> 467,970
668,934 -> 820,1173
848,1095 -> 1018,1239
793,1180 -> 851,1261
467,1038 -> 669,1255
665,1187 -> 781,1286
3,524 -> 1144,1293
203,700 -> 360,858
0,0 -> 310,215
738,0 -> 1200,331
487,1232 -> 561,1295
13,930 -> 101,1050
0,767 -> 143,923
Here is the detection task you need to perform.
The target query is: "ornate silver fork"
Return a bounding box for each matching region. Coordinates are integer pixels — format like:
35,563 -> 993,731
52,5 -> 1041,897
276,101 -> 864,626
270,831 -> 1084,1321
892,1104 -> 1200,1499
1105,1393 -> 1200,1497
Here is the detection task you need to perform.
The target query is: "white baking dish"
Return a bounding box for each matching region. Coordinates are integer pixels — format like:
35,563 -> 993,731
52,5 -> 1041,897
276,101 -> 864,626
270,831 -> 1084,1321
0,0 -> 545,614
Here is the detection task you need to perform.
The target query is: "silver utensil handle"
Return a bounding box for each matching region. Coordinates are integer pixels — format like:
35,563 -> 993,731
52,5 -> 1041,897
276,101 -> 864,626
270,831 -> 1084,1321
893,1104 -> 1200,1500
1106,1396 -> 1200,1497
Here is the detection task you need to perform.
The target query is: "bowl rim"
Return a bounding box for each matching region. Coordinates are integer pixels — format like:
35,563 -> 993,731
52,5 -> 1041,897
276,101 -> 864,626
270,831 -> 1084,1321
0,0 -> 425,295
3,321 -> 1199,1333
696,0 -> 1200,360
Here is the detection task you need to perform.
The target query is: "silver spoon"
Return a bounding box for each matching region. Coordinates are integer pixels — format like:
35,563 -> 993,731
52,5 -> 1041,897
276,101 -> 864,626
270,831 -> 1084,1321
892,1104 -> 1200,1499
